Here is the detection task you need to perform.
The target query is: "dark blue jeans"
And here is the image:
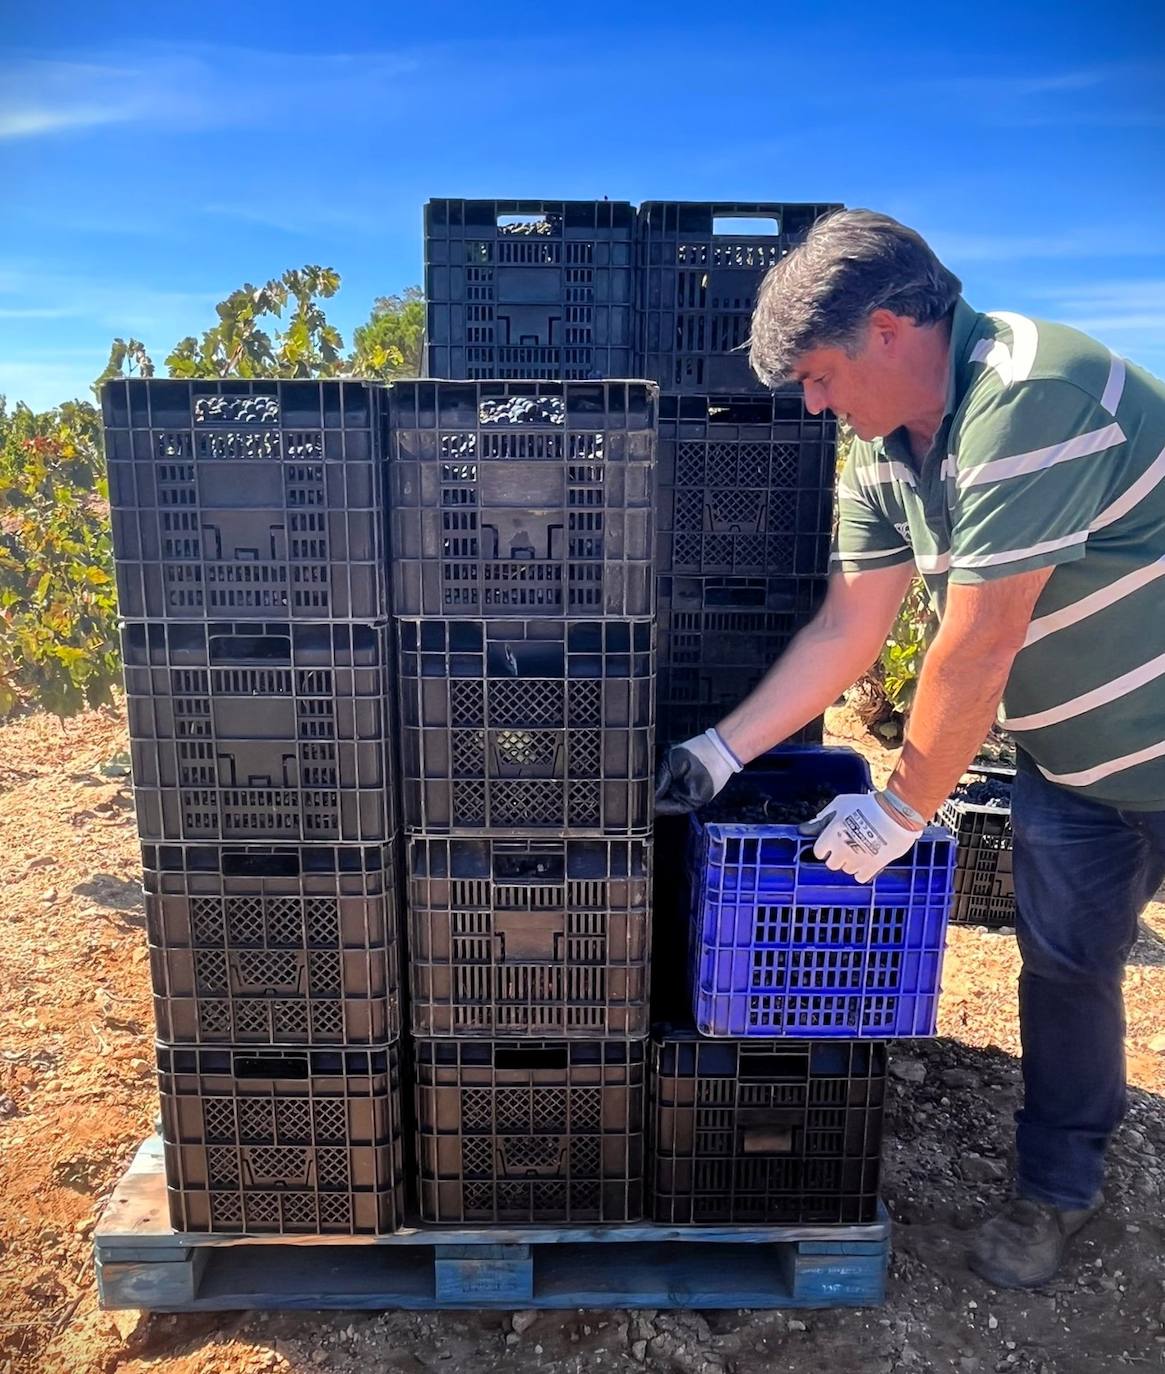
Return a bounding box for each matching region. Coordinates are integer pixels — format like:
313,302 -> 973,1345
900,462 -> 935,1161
1011,761 -> 1165,1209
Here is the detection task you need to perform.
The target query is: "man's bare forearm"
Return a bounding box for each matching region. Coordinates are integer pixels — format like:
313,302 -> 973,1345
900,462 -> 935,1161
887,568 -> 1053,819
716,617 -> 882,764
887,634 -> 1010,819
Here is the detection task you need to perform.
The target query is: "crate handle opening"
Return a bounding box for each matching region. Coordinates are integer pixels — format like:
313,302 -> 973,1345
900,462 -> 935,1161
741,1125 -> 797,1154
209,634 -> 292,664
497,212 -> 558,232
233,1054 -> 310,1080
221,851 -> 301,877
495,1047 -> 569,1071
713,215 -> 780,237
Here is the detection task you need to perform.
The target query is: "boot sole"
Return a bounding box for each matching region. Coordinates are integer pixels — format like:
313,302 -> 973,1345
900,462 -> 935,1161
967,1250 -> 1062,1290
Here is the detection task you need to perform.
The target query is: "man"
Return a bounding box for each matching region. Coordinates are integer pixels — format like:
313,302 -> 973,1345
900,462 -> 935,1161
655,209 -> 1165,1289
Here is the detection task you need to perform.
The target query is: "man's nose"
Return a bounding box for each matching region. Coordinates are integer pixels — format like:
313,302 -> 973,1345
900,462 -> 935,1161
802,382 -> 824,415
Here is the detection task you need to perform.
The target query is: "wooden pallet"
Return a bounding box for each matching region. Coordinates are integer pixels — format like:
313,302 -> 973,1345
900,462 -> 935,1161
95,1138 -> 890,1312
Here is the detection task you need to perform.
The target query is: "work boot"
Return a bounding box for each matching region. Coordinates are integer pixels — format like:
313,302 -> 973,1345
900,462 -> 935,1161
968,1197 -> 1100,1288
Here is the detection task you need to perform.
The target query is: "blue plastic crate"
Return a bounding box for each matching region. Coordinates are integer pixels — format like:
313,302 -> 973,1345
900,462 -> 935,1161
687,747 -> 955,1038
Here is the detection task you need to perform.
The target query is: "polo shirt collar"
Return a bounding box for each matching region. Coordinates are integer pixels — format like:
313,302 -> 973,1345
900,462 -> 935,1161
879,296 -> 980,465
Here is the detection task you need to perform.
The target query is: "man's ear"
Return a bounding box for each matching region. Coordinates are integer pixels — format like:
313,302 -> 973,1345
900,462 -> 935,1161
868,308 -> 902,354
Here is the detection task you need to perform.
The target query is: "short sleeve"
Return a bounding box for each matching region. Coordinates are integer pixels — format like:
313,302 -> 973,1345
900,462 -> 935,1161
832,466 -> 914,573
949,379 -> 1120,584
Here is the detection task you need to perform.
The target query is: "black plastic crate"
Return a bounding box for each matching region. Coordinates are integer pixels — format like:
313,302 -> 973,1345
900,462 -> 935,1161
103,379 -> 386,622
123,620 -> 394,843
656,575 -> 827,747
649,1031 -> 886,1225
657,392 -> 837,577
414,1038 -> 645,1224
159,1043 -> 404,1235
144,842 -> 401,1047
397,617 -> 655,835
637,202 -> 842,393
388,379 -> 656,619
424,199 -> 636,381
407,837 -> 650,1038
939,772 -> 1016,928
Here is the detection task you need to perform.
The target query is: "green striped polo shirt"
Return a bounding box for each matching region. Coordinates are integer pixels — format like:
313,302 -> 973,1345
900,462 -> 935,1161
835,297 -> 1165,808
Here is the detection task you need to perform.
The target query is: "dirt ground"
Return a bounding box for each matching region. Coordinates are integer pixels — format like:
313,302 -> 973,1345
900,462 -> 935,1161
1,702 -> 1163,1374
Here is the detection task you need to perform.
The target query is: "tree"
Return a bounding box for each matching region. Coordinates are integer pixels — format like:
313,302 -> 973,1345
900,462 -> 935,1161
165,266 -> 345,379
0,398 -> 119,717
94,338 -> 155,389
349,286 -> 425,378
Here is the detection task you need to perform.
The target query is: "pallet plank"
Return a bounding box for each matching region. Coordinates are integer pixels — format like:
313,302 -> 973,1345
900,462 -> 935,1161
94,1138 -> 890,1312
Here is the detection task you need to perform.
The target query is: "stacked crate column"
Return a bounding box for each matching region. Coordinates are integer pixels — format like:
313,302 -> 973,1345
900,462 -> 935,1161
387,379 -> 658,1225
101,378 -> 405,1236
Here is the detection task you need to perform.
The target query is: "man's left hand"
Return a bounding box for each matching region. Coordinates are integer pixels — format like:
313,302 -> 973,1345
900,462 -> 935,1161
800,790 -> 925,883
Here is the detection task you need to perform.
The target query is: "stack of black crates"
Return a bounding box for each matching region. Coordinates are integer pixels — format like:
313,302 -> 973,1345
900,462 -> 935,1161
635,200 -> 841,746
103,378 -> 406,1234
422,198 -> 862,1230
417,205 -> 655,1230
103,195 -> 861,1241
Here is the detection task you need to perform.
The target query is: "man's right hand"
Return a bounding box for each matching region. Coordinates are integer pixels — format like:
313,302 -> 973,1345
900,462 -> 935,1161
654,728 -> 743,816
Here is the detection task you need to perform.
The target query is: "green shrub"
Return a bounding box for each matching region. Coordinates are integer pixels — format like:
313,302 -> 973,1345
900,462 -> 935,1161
0,399 -> 120,717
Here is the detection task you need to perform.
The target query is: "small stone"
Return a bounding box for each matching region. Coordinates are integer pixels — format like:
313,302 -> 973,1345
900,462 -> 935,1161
0,1095 -> 17,1118
533,1345 -> 542,1355
889,1058 -> 927,1084
961,1154 -> 1008,1184
788,1319 -> 807,1332
1148,1032 -> 1165,1053
631,1341 -> 647,1362
310,1351 -> 328,1366
42,888 -> 58,904
505,1333 -> 519,1347
988,1314 -> 999,1330
941,1069 -> 983,1089
511,1310 -> 538,1336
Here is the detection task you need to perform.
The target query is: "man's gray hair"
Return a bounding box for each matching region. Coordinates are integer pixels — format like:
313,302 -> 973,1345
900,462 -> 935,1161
749,209 -> 963,386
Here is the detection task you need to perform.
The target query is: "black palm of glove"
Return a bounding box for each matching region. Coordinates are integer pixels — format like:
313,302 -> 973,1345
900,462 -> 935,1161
654,730 -> 741,816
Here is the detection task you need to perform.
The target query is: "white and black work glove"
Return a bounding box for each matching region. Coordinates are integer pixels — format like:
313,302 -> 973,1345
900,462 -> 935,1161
800,789 -> 926,882
655,728 -> 743,816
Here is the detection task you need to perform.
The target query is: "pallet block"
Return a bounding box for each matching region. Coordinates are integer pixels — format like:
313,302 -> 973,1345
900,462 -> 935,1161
95,1138 -> 890,1312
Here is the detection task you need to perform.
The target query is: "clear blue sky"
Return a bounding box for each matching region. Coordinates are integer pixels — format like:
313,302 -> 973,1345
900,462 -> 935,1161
2,0 -> 1162,411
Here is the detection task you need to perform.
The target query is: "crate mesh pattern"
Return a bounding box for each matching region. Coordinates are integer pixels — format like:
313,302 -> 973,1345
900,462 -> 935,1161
123,620 -> 393,843
688,748 -> 955,1037
397,617 -> 654,834
407,837 -> 650,1037
159,1044 -> 404,1235
425,200 -> 636,381
637,202 -> 842,393
656,575 -> 826,747
657,392 -> 837,579
650,1033 -> 886,1224
389,379 -> 656,619
939,784 -> 1016,928
103,380 -> 387,622
144,843 -> 400,1046
414,1039 -> 645,1223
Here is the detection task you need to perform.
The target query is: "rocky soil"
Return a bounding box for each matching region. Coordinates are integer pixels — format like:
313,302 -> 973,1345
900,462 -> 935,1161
1,703 -> 1162,1374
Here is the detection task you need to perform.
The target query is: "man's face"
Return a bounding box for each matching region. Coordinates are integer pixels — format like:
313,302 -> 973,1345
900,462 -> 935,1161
790,322 -> 905,442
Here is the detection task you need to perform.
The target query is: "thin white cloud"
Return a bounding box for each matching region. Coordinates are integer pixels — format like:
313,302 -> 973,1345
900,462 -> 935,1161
0,305 -> 79,319
0,261 -> 218,335
0,45 -> 426,141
